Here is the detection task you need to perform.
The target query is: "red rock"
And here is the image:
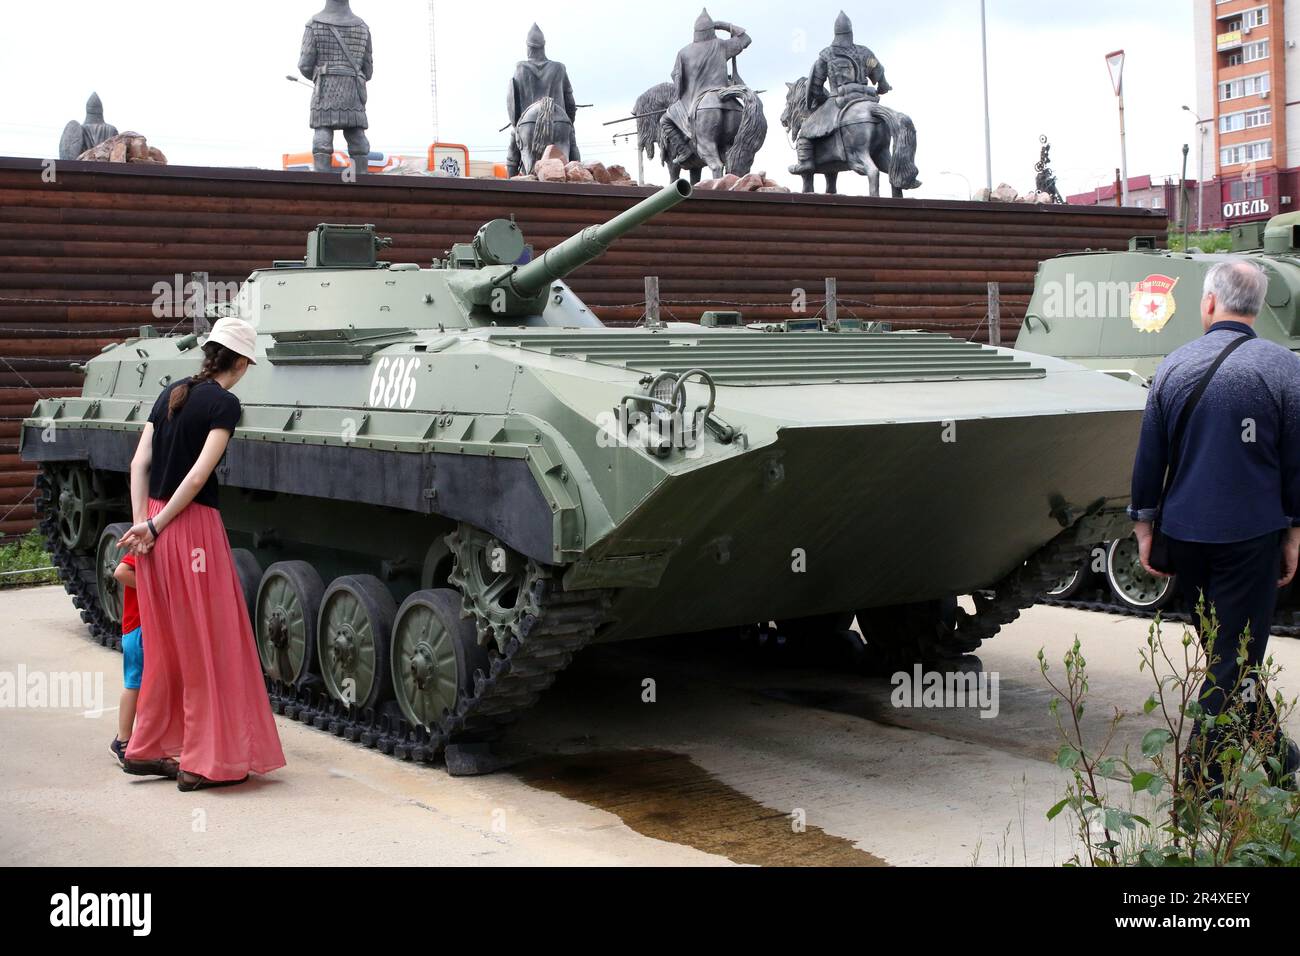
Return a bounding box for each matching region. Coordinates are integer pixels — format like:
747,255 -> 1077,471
146,146 -> 168,164
758,185 -> 790,192
564,161 -> 594,183
586,161 -> 611,184
109,140 -> 128,163
540,144 -> 567,163
510,173 -> 539,181
710,173 -> 739,191
732,172 -> 767,191
534,158 -> 567,182
608,164 -> 632,181
692,179 -> 718,190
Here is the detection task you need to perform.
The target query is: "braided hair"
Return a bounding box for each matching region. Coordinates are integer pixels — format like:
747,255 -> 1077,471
166,341 -> 242,420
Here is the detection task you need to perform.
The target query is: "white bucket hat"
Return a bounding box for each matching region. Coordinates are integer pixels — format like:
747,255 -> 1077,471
207,317 -> 258,365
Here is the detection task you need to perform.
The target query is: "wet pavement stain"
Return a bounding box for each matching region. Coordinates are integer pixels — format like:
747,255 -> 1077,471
514,748 -> 887,867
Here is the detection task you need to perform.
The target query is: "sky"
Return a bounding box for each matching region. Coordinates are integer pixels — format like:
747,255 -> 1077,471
0,0 -> 1198,199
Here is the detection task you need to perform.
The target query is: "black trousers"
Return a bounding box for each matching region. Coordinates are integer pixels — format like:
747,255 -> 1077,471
1167,531 -> 1286,764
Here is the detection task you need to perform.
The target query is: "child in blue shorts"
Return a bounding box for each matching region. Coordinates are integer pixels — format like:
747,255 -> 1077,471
110,552 -> 143,766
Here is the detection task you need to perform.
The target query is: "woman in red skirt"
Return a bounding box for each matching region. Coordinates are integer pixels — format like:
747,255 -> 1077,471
118,317 -> 285,791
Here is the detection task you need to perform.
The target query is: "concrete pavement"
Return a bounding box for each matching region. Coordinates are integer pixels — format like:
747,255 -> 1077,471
2,584 -> 1296,866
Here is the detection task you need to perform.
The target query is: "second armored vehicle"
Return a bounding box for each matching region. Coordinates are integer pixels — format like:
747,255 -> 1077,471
1015,213 -> 1300,627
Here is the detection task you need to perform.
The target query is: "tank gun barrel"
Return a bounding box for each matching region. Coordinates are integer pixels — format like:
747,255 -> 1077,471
506,180 -> 692,298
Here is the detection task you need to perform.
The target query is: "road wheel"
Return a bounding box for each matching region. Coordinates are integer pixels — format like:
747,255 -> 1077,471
94,523 -> 132,632
254,561 -> 325,686
1105,535 -> 1177,612
391,588 -> 490,731
318,574 -> 396,710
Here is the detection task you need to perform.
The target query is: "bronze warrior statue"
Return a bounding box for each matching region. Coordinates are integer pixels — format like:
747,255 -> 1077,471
780,11 -> 918,196
59,93 -> 119,160
789,10 -> 891,175
299,0 -> 374,173
660,8 -> 752,167
506,24 -> 581,177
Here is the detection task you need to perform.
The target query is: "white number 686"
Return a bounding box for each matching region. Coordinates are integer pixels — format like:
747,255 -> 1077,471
368,357 -> 419,409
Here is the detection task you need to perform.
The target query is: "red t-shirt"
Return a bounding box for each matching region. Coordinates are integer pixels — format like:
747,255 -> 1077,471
121,552 -> 140,634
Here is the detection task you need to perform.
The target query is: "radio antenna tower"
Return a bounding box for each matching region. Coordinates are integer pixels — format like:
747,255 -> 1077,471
427,0 -> 440,142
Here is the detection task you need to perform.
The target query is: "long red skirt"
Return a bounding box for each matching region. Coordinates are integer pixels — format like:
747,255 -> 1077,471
125,498 -> 285,780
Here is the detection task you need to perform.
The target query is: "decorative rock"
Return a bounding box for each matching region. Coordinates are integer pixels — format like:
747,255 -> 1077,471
758,185 -> 791,193
732,172 -> 767,191
991,182 -> 1018,202
972,187 -> 992,202
540,144 -> 567,163
534,157 -> 567,182
564,161 -> 595,183
78,132 -> 167,165
607,164 -> 633,183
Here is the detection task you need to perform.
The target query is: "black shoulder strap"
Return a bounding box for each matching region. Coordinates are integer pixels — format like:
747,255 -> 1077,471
1160,333 -> 1252,502
326,23 -> 364,76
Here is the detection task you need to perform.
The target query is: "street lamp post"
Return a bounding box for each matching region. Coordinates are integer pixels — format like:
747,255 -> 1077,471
1105,50 -> 1129,206
1182,105 -> 1208,233
939,170 -> 972,199
980,0 -> 993,193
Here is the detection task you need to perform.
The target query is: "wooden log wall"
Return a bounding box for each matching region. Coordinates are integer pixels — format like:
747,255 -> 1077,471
0,157 -> 1166,538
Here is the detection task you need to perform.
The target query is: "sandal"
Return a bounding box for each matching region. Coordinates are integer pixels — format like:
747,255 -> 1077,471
122,756 -> 180,779
177,770 -> 250,792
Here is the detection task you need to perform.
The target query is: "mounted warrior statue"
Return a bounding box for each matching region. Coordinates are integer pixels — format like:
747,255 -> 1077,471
655,8 -> 766,181
506,24 -> 582,177
59,93 -> 119,160
783,11 -> 920,196
299,0 -> 374,173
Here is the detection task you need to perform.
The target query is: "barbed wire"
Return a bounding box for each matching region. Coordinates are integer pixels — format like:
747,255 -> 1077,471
0,295 -> 157,309
0,328 -> 153,337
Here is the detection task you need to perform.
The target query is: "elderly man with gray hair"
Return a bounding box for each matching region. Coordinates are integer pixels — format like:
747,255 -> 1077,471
1129,257 -> 1300,789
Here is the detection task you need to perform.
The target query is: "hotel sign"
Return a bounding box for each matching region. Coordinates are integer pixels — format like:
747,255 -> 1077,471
1223,198 -> 1271,219
1217,29 -> 1243,50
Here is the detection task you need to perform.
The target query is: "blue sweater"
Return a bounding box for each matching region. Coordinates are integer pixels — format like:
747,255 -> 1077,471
1128,320 -> 1300,543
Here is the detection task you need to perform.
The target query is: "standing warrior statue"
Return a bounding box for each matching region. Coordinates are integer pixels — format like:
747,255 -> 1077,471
660,8 -> 753,169
789,11 -> 891,176
59,93 -> 119,160
299,0 -> 374,173
506,24 -> 581,177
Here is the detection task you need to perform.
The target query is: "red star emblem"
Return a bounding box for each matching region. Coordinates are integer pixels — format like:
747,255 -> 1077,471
1146,299 -> 1161,316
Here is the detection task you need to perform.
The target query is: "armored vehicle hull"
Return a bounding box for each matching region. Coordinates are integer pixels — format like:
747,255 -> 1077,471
23,183 -> 1143,770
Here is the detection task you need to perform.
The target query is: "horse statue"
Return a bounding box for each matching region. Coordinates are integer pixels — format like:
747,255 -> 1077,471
634,83 -> 704,184
780,75 -> 920,197
633,80 -> 766,183
511,97 -> 577,175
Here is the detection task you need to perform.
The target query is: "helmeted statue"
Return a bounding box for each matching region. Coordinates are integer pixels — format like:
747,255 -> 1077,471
298,0 -> 374,173
660,8 -> 752,167
788,11 -> 891,175
506,24 -> 581,177
780,11 -> 918,197
59,93 -> 119,160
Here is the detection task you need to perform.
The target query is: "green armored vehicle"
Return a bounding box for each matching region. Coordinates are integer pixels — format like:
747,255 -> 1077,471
1016,213 -> 1300,624
23,181 -> 1144,770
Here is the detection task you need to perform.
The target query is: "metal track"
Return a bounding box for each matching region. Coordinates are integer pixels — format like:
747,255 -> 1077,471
35,464 -> 614,768
1042,587 -> 1300,638
949,531 -> 1094,653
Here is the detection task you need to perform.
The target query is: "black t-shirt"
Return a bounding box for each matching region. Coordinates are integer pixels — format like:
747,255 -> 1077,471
147,378 -> 242,509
